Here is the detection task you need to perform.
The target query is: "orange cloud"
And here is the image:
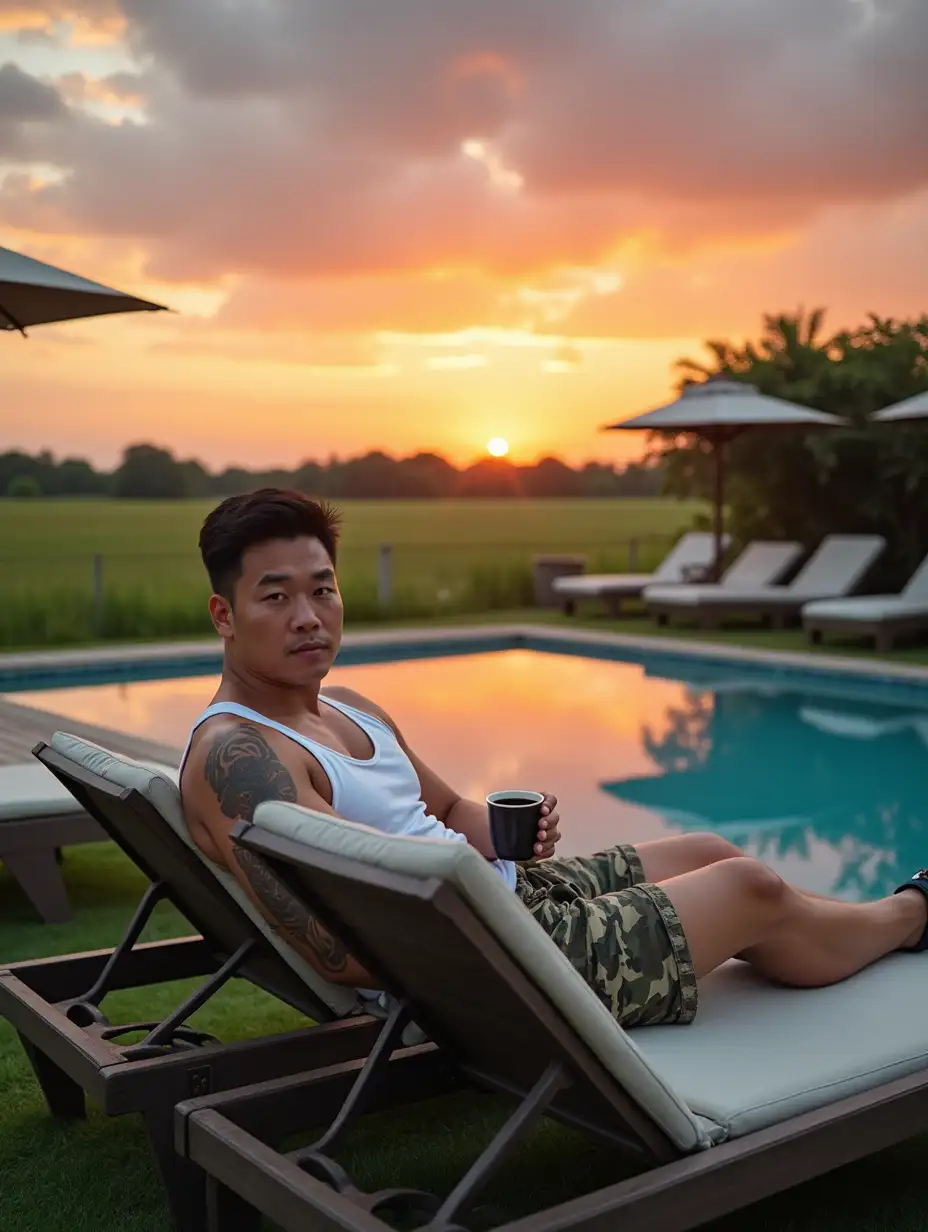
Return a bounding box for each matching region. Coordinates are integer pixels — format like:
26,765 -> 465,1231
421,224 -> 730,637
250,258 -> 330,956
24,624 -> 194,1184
0,0 -> 121,38
0,1 -> 925,474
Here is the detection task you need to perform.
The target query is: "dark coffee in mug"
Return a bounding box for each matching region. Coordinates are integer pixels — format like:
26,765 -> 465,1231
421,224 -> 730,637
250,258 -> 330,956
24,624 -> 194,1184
486,790 -> 544,862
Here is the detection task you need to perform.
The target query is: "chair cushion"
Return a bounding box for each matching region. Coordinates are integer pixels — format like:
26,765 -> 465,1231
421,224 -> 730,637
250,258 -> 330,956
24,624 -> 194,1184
251,799 -> 713,1153
553,573 -> 654,597
635,954 -> 928,1139
652,532 -> 726,583
49,732 -> 361,1019
644,585 -> 711,608
803,597 -> 928,622
0,759 -> 176,822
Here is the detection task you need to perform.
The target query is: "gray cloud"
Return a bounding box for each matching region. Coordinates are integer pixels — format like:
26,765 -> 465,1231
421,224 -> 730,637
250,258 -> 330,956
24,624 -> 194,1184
0,0 -> 924,291
0,61 -> 65,120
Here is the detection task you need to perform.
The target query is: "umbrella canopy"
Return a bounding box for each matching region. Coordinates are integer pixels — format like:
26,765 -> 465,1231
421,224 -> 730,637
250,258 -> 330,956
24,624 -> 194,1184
601,376 -> 846,579
0,245 -> 166,334
872,390 -> 928,423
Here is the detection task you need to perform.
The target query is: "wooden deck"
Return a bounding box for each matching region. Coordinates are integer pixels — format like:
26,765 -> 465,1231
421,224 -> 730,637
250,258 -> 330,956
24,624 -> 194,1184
0,695 -> 181,767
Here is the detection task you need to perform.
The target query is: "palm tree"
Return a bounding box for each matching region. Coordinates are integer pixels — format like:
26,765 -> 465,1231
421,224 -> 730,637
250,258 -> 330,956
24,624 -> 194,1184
675,308 -> 834,396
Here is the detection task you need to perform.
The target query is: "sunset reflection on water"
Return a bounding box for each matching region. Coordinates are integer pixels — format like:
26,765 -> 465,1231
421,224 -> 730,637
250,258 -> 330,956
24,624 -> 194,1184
11,649 -> 692,855
11,645 -> 928,899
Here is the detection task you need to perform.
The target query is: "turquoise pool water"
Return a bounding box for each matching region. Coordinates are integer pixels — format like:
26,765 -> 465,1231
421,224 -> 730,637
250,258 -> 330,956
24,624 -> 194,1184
11,645 -> 928,901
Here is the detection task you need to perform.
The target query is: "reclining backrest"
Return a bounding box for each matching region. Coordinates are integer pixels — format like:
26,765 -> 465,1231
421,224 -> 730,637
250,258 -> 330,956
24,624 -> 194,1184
653,532 -> 729,583
721,540 -> 803,588
244,799 -> 716,1156
786,535 -> 886,596
900,551 -> 928,600
40,732 -> 362,1021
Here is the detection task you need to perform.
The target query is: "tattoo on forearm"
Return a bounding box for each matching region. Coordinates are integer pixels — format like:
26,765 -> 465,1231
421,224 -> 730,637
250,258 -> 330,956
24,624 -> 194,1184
232,848 -> 349,974
205,723 -> 298,821
203,723 -> 347,974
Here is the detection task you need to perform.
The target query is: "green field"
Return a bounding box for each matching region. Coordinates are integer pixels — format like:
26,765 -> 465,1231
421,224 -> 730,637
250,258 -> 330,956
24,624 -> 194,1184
0,498 -> 705,648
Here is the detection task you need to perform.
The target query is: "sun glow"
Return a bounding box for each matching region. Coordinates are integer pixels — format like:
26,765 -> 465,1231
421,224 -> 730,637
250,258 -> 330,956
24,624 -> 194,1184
486,437 -> 510,457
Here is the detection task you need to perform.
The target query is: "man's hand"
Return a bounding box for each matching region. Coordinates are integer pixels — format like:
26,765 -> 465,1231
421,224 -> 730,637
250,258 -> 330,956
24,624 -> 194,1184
533,793 -> 561,860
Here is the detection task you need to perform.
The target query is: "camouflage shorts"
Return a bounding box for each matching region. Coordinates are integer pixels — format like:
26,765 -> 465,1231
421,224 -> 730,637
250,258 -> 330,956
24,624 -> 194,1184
514,844 -> 698,1028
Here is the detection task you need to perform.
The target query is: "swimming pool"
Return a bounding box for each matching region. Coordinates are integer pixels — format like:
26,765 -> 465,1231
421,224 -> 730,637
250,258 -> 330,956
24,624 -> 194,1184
9,637 -> 928,902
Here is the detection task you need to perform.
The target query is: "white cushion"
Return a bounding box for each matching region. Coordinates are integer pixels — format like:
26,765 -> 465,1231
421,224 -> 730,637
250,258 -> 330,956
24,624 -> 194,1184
716,541 -> 802,587
784,534 -> 886,596
803,597 -> 928,622
49,732 -> 361,1019
553,573 -> 655,597
648,586 -> 830,610
636,954 -> 928,1139
644,585 -> 711,608
0,760 -> 171,822
251,799 -> 713,1153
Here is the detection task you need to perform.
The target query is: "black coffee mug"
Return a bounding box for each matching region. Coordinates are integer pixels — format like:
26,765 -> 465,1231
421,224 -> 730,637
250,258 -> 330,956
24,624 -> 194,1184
486,790 -> 544,862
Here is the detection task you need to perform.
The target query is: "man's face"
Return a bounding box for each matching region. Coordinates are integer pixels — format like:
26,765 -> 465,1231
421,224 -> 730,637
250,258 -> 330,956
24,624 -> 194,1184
211,535 -> 344,686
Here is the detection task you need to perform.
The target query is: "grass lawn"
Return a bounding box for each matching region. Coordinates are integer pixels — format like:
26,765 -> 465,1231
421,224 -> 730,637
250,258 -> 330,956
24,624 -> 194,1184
4,840 -> 928,1229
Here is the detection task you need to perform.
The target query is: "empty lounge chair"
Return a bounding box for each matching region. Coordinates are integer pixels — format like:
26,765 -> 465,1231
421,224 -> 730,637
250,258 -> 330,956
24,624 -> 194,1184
803,550 -> 928,652
646,534 -> 886,629
641,539 -> 803,624
0,759 -> 113,923
552,531 -> 728,616
173,799 -> 928,1232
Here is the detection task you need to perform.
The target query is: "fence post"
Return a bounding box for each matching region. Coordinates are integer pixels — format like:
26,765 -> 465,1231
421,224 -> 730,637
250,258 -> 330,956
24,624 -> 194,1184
377,543 -> 393,608
92,553 -> 104,636
628,537 -> 639,571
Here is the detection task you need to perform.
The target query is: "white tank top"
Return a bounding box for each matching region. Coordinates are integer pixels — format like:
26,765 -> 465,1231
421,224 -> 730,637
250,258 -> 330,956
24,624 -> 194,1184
180,695 -> 517,890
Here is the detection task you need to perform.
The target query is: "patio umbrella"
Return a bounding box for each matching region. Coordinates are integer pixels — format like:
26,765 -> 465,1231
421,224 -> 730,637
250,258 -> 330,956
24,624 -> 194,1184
0,244 -> 167,334
872,390 -> 928,423
600,375 -> 847,580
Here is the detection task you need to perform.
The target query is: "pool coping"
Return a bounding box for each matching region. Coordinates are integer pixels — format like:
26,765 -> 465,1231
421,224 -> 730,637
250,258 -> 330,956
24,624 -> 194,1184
4,621 -> 928,701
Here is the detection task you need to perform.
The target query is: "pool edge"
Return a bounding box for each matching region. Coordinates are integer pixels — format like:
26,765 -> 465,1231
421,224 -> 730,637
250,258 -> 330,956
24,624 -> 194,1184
3,621 -> 928,698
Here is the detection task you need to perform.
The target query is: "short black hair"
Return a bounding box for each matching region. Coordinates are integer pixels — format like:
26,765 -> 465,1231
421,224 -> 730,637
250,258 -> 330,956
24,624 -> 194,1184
199,488 -> 341,600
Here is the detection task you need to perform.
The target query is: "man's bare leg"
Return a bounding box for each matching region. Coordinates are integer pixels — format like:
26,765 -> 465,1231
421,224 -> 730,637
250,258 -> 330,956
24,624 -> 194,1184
636,833 -> 743,883
636,832 -> 865,906
658,857 -> 928,987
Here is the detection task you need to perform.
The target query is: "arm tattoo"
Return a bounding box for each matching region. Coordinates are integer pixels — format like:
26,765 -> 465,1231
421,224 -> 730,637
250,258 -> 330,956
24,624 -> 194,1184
204,723 -> 348,975
204,723 -> 298,822
232,848 -> 349,974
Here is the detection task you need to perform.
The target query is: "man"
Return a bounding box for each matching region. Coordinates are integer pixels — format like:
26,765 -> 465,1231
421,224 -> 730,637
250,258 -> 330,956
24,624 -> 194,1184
180,488 -> 928,1029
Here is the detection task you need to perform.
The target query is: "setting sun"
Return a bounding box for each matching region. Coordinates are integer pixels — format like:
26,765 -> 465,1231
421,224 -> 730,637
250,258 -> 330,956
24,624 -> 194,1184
487,437 -> 510,458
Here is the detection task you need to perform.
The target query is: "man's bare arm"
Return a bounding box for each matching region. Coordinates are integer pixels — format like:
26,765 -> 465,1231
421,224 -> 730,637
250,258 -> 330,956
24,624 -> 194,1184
192,721 -> 375,988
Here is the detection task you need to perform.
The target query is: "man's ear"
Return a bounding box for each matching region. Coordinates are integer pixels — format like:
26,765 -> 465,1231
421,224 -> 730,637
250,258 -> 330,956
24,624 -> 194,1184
209,593 -> 234,639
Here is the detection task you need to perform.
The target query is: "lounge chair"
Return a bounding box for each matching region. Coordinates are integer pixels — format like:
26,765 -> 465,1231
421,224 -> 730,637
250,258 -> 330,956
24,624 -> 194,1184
803,550 -> 928,652
0,759 -> 112,923
645,534 -> 886,629
0,733 -> 384,1232
552,531 -> 729,617
640,539 -> 804,626
174,799 -> 928,1232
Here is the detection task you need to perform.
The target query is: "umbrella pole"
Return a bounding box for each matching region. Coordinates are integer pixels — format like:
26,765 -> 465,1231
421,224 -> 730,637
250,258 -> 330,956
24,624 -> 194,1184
712,440 -> 725,582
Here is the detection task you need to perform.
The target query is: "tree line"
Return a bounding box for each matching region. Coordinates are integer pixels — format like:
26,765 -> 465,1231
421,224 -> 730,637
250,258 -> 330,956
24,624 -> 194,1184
658,311 -> 928,590
0,444 -> 664,500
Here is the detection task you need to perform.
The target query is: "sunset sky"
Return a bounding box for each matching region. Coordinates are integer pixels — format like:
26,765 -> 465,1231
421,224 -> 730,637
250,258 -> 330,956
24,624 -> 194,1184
0,0 -> 925,471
